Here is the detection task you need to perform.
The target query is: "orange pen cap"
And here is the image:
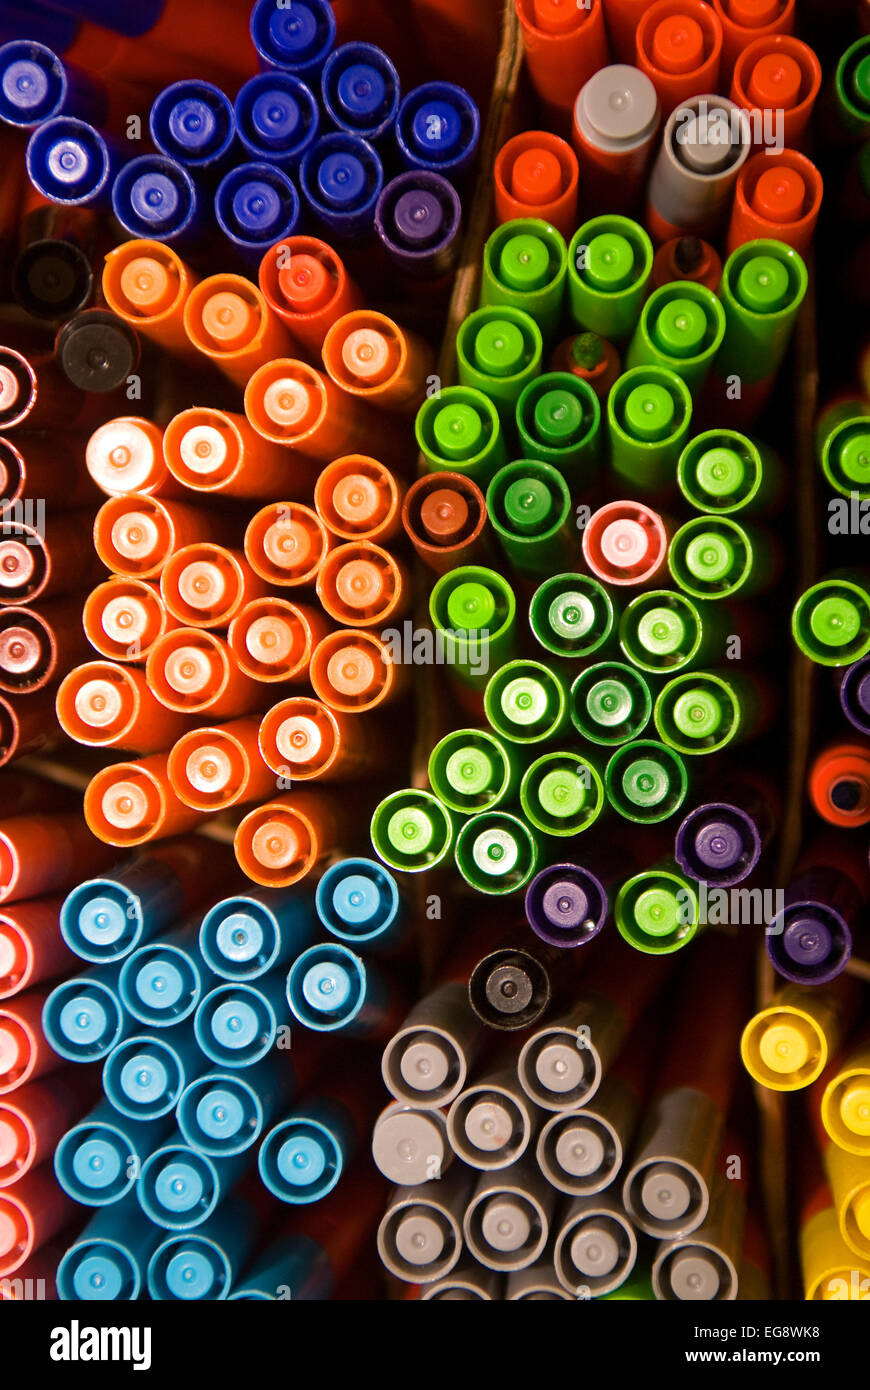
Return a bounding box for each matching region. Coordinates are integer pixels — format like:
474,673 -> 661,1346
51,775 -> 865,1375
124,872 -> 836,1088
636,0 -> 723,117
258,235 -> 363,356
146,627 -> 263,719
314,456 -> 404,543
102,239 -> 198,360
233,790 -> 348,887
161,543 -> 266,629
228,598 -> 331,683
316,542 -> 409,627
83,577 -> 174,663
0,599 -> 90,695
0,989 -> 62,1094
56,660 -> 191,753
94,493 -> 230,579
167,717 -> 276,812
730,35 -> 821,149
494,130 -> 579,240
310,629 -> 410,713
244,502 -> 330,588
514,0 -> 611,122
163,407 -> 315,499
85,417 -> 180,498
244,358 -> 386,462
809,744 -> 870,829
0,899 -> 72,1002
84,753 -> 206,848
0,513 -> 101,606
322,311 -> 435,415
260,696 -> 386,782
0,1166 -> 74,1276
0,1078 -> 82,1186
183,274 -> 293,389
728,149 -> 823,258
0,814 -> 115,905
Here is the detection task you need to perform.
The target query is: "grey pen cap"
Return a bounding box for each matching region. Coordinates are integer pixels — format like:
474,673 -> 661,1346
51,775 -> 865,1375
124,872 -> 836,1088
506,1257 -> 572,1300
377,1164 -> 475,1284
536,1071 -> 638,1196
622,1085 -> 721,1239
574,65 -> 660,154
554,1189 -> 638,1297
447,1065 -> 542,1170
652,1170 -> 746,1301
647,96 -> 751,234
381,982 -> 483,1108
421,1259 -> 503,1300
372,1100 -> 452,1186
517,990 -> 628,1112
463,1157 -> 555,1272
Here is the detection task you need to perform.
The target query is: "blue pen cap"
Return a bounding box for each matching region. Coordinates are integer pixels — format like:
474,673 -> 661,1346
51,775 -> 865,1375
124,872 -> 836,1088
54,1099 -> 169,1206
138,1142 -> 248,1231
200,886 -> 315,981
41,0 -> 164,38
112,154 -> 198,244
396,82 -> 480,179
147,1194 -> 257,1299
150,80 -> 235,170
42,964 -> 127,1062
56,1198 -> 161,1300
177,1069 -> 265,1157
250,0 -> 336,79
215,163 -> 300,267
315,857 -> 402,949
321,42 -> 400,144
26,117 -> 113,206
299,131 -> 383,241
227,1234 -> 333,1300
287,942 -> 383,1034
234,71 -> 319,167
258,1096 -> 354,1204
103,1028 -> 206,1122
119,922 -> 209,1028
193,970 -> 289,1068
60,856 -> 188,965
0,41 -> 103,128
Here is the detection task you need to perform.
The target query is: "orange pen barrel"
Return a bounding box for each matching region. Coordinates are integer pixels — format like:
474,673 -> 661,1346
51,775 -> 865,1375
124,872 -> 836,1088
711,0 -> 796,85
167,717 -> 277,812
809,744 -> 870,829
183,274 -> 293,389
258,235 -> 363,357
0,1166 -> 74,1276
0,436 -> 99,514
102,239 -> 199,361
94,494 -> 232,580
233,790 -> 351,888
636,0 -> 724,120
0,690 -> 64,768
228,598 -> 332,684
0,599 -> 91,695
161,543 -> 266,629
314,457 -> 404,544
494,130 -> 580,240
83,577 -> 175,663
244,358 -> 397,463
727,150 -> 823,259
85,417 -> 183,499
0,988 -> 63,1093
730,35 -> 821,151
163,407 -> 315,500
601,0 -> 657,64
83,753 -> 207,848
0,512 -> 102,606
244,503 -> 332,588
0,899 -> 73,1001
514,0 -> 611,128
0,1078 -> 82,1184
259,696 -> 387,782
146,628 -> 264,719
310,629 -> 411,714
56,660 -> 191,753
322,311 -> 435,415
316,542 -> 409,628
0,814 -> 115,905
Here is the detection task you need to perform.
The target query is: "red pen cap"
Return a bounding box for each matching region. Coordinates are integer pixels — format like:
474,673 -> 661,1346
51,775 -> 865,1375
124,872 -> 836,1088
0,513 -> 102,606
0,689 -> 64,768
730,35 -> 821,150
711,0 -> 796,84
161,543 -> 266,629
94,493 -> 231,579
84,753 -> 206,847
727,149 -> 823,258
163,407 -> 314,500
322,311 -> 435,415
183,274 -> 293,389
0,898 -> 72,1001
0,988 -> 63,1093
0,814 -> 115,905
167,717 -> 276,812
102,238 -> 199,361
316,542 -> 409,627
636,0 -> 723,118
228,598 -> 332,684
146,627 -> 263,718
494,130 -> 579,240
314,456 -> 403,543
83,577 -> 175,663
402,471 -> 488,572
0,436 -> 99,515
244,503 -> 331,588
809,744 -> 870,829
310,629 -> 411,713
258,235 -> 363,357
0,1166 -> 74,1276
259,696 -> 384,782
0,599 -> 91,695
56,660 -> 191,753
245,358 -> 394,463
233,790 -> 349,887
582,500 -> 669,586
0,1078 -> 82,1185
85,417 -> 180,498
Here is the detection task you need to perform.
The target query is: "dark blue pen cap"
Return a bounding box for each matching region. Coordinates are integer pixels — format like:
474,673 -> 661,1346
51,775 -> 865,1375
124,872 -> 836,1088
26,116 -> 112,206
112,154 -> 198,242
300,131 -> 383,240
234,71 -> 319,167
250,0 -> 336,79
0,40 -> 68,127
150,80 -> 235,169
396,81 -> 480,179
321,41 -> 400,143
215,162 -> 300,262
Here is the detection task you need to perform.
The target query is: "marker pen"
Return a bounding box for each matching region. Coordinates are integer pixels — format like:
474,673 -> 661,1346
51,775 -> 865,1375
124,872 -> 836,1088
480,219 -> 568,346
658,667 -> 769,757
822,1132 -> 870,1262
0,1075 -> 82,1184
652,235 -> 722,292
84,754 -> 206,848
549,331 -> 622,401
287,942 -> 404,1042
249,0 -> 336,80
728,150 -> 823,260
801,1182 -> 870,1301
138,1141 -> 249,1231
646,97 -> 751,245
161,543 -> 267,630
486,460 -> 573,579
183,274 -> 292,389
456,306 -> 544,422
572,65 -> 660,217
0,343 -> 94,432
669,515 -> 777,600
516,373 -> 601,487
150,1194 -> 264,1300
2,688 -> 65,761
321,41 -> 399,146
568,215 -> 654,342
525,861 -> 610,948
260,695 -> 386,783
652,1167 -> 745,1300
146,627 -> 263,719
245,357 -> 391,462
529,574 -> 614,662
0,897 -> 73,1000
322,310 -> 434,415
0,433 -> 99,512
767,847 -> 866,987
234,71 -> 318,169
570,661 -> 653,748
243,503 -> 329,590
201,887 -> 314,982
626,280 -> 726,394
712,0 -> 795,84
677,428 -> 781,514
94,492 -> 231,579
315,857 -> 403,953
54,1098 -> 169,1205
0,39 -> 109,128
731,35 -> 821,151
381,981 -> 484,1110
395,80 -> 479,181
0,812 -> 114,905
168,717 -> 276,812
427,728 -> 521,821
229,600 -> 328,687
119,922 -> 211,1030
615,857 -> 699,953
193,971 -> 294,1073
377,1166 -> 473,1284
467,943 -> 571,1033
234,790 -> 349,887
103,1026 -> 207,1122
582,500 -> 669,592
55,309 -> 141,404
316,541 -> 408,628
56,1198 -> 160,1300
85,418 -> 173,498
0,599 -> 89,695
554,1190 -> 637,1295
41,965 -> 127,1065
808,744 -> 870,830
314,456 -> 402,545
149,79 -> 234,173
375,170 -> 461,286
372,1101 -> 452,1187
605,738 -> 689,824
454,811 -> 541,897
56,659 -> 191,753
494,131 -> 578,240
259,1071 -> 373,1203
178,1056 -> 295,1161
520,751 -> 604,838
820,1032 -> 870,1158
792,574 -> 870,667
311,628 -> 410,713
607,365 -> 693,491
514,0 -> 610,127
111,154 -> 200,247
484,660 -> 569,748
258,235 -> 363,357
402,473 -> 489,576
841,657 -> 870,736
636,1 -> 723,119
464,1160 -> 555,1273
164,411 -> 301,503
0,1166 -> 72,1277
429,565 -> 517,692
675,797 -> 766,886
26,116 -> 115,207
370,788 -> 454,874
101,239 -> 197,363
620,589 -> 715,675
741,978 -> 858,1092
817,405 -> 870,501
214,163 -> 300,268
299,132 -> 382,241
422,1260 -> 502,1300
416,385 -> 507,488
835,35 -> 870,141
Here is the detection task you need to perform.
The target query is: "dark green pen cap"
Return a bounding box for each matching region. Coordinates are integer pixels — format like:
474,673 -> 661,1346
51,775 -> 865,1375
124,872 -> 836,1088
486,458 -> 574,578
429,565 -> 518,688
454,810 -> 540,895
605,739 -> 688,824
570,660 -> 652,745
625,280 -> 726,394
715,239 -> 807,387
835,36 -> 870,139
516,372 -> 602,486
567,215 -> 654,342
529,573 -> 615,659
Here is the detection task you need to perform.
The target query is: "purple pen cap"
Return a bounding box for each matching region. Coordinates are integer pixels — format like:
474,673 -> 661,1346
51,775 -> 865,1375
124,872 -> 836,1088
674,802 -> 761,888
841,657 -> 870,737
767,895 -> 852,987
374,171 -> 461,280
524,864 -> 607,949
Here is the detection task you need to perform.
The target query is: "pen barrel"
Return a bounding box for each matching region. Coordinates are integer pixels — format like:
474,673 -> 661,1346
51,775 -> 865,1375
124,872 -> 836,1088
568,216 -> 654,343
381,980 -> 485,1110
83,753 -> 208,847
626,280 -> 726,395
258,235 -> 364,357
259,697 -> 387,783
57,1196 -> 162,1300
651,1168 -> 746,1299
416,386 -> 508,489
56,660 -> 192,752
552,1187 -> 637,1295
228,598 -> 331,684
164,408 -> 313,500
0,1165 -> 74,1276
741,977 -> 859,1092
146,627 -> 265,718
486,460 -> 575,579
571,64 -> 660,218
714,237 -> 808,388
515,0 -> 610,123
0,897 -> 73,998
463,1157 -> 557,1273
323,311 -> 435,415
608,365 -> 693,492
480,219 -> 568,345
456,306 -> 543,423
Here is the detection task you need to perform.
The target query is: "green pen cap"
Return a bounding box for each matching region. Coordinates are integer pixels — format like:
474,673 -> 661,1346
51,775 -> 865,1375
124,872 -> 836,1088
415,384 -> 508,487
820,413 -> 870,499
677,429 -> 778,514
668,515 -> 765,600
715,239 -> 808,387
835,36 -> 870,138
486,458 -> 574,578
619,590 -> 708,673
484,658 -> 568,744
515,372 -> 602,486
569,660 -> 652,745
605,740 -> 688,824
529,573 -> 615,659
519,751 -> 604,836
429,564 -> 518,688
615,861 -> 699,954
427,728 -> 522,815
607,365 -> 693,492
371,789 -> 454,873
792,572 -> 870,667
625,281 -> 726,395
454,810 -> 540,896
653,670 -> 743,755
456,305 -> 543,420
567,215 -> 654,342
481,218 -> 569,343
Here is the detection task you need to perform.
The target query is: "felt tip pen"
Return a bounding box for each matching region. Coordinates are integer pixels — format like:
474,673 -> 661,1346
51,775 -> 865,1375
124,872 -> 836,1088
147,1195 -> 261,1301
486,459 -> 573,579
636,0 -> 723,119
463,1161 -> 554,1274
494,130 -> 578,240
321,41 -> 399,145
817,406 -> 870,500
94,491 -> 232,579
568,215 -> 654,342
675,800 -> 763,887
582,500 -> 669,589
520,751 -> 604,837
712,0 -> 795,83
668,516 -> 776,600
2,987 -> 64,1093
570,660 -> 653,745
229,598 -> 328,684
537,1037 -> 648,1196
607,364 -> 693,492
741,980 -> 857,1092
56,1197 -> 161,1301
0,1166 -> 72,1278
549,330 -> 622,401
224,1229 -> 334,1302
146,627 -> 263,719
841,657 -> 870,736
731,35 -> 822,151
466,947 -> 563,1034
119,923 -> 210,1030
835,35 -> 870,141
56,659 -> 191,753
316,541 -> 408,628
234,790 -> 349,887
138,1142 -> 249,1232
54,1099 -> 169,1206
249,0 -> 336,80
150,80 -> 234,171
514,0 -> 610,126
820,1037 -> 870,1158
178,1056 -> 294,1159
0,898 -> 73,1000
26,117 -> 115,206
245,357 -> 391,462
315,857 -> 403,952
322,310 -> 434,415
808,744 -> 870,829
111,155 -> 199,246
572,65 -> 660,218
530,574 -> 615,660
766,855 -> 864,987
646,97 -> 751,246
428,728 -> 521,819
85,418 -> 175,498
299,132 -> 383,241
402,472 -> 489,576
315,456 -> 403,545
200,888 -> 314,983
711,238 -> 808,418
258,1069 -> 373,1203
801,1194 -> 870,1302
370,788 -> 454,874
381,982 -> 484,1110
0,598 -> 89,695
525,861 -> 610,948
377,1166 -> 473,1284
167,718 -> 276,812
214,163 -> 300,267
101,240 -> 198,362
484,659 -> 569,746
372,1101 -> 452,1188
83,754 -> 206,848
615,859 -> 698,953
192,970 -> 291,1073
516,372 -> 601,487
375,171 -> 462,283
652,1169 -> 744,1300
310,628 -> 410,713
619,589 -> 714,673
605,738 -> 689,823
554,1191 -> 637,1295
626,280 -> 726,394
456,306 -> 544,423
454,811 -> 541,897
41,965 -> 127,1065
234,72 -> 318,169
287,942 -> 404,1040
481,218 -> 568,344
0,40 -> 109,129
728,149 -> 823,260
164,407 -> 308,500
792,574 -> 870,667
102,1027 -> 207,1122
416,385 -> 507,488
823,1140 -> 870,1262
677,428 -> 780,514
161,543 -> 267,630
429,565 -> 517,691
395,81 -> 479,180
55,308 -> 140,399
244,503 -> 330,589
258,235 -> 363,357
184,274 -> 292,388
0,1075 -> 82,1185
260,694 -> 385,783
652,235 -> 722,293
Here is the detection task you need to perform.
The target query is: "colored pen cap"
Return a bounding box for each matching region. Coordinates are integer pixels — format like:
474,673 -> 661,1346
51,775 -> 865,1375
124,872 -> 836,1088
84,756 -> 195,848
674,801 -> 761,886
730,148 -> 823,257
374,171 -> 462,279
573,62 -> 660,157
228,598 -> 321,683
234,793 -> 341,887
215,163 -> 300,260
428,728 -> 517,816
168,720 -> 271,812
244,503 -> 328,590
86,418 -> 167,497
836,35 -> 870,138
570,661 -> 653,746
26,117 -> 112,205
260,694 -> 358,783
655,670 -> 742,756
567,215 -> 654,341
101,239 -> 195,356
311,629 -> 403,713
615,863 -> 698,953
456,305 -> 543,405
582,500 -> 668,587
607,365 -> 693,484
193,974 -> 287,1070
372,1101 -> 452,1188
0,40 -> 87,127
200,888 -> 313,981
315,857 -> 400,947
56,309 -> 139,394
103,1031 -> 199,1121
741,990 -> 832,1090
162,544 -> 257,628
529,574 -> 614,660
56,1199 -> 158,1301
322,310 -> 429,411
150,80 -> 234,168
119,933 -> 205,1029
553,1197 -> 637,1297
821,1044 -> 870,1157
481,217 -> 569,337
83,580 -> 170,664
630,279 -> 726,379
381,982 -> 477,1109
525,863 -> 609,949
668,516 -> 752,599
286,942 -> 368,1033
371,789 -> 453,874
321,42 -> 400,142
258,1106 -> 348,1202
732,34 -> 821,140
396,81 -> 479,178
454,811 -> 540,896
520,751 -> 604,837
95,493 -> 185,578
486,458 -> 572,575
258,235 -> 358,351
717,238 -> 808,382
146,627 -> 253,714
55,660 -> 167,750
677,429 -> 767,513
138,1143 -> 231,1230
163,407 -> 295,498
430,562 -> 517,689
249,0 -> 336,77
494,129 -> 579,239
403,472 -> 487,571
54,1105 -> 159,1205
316,541 -> 406,627
605,739 -> 689,823
235,71 -> 319,166
299,132 -> 383,239
244,358 -> 328,445
619,590 -> 703,672
652,235 -> 722,293
13,232 -> 93,320
447,1069 -> 537,1167
821,414 -> 870,500
484,660 -> 567,744
515,371 -> 601,482
42,968 -> 125,1062
314,456 -> 400,543
415,384 -> 506,486
377,1171 -> 469,1283
184,274 -> 283,376
766,894 -> 852,988
636,0 -> 723,114
841,657 -> 870,737
808,745 -> 870,829
792,575 -> 870,667
112,155 -> 198,242
0,995 -> 46,1091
